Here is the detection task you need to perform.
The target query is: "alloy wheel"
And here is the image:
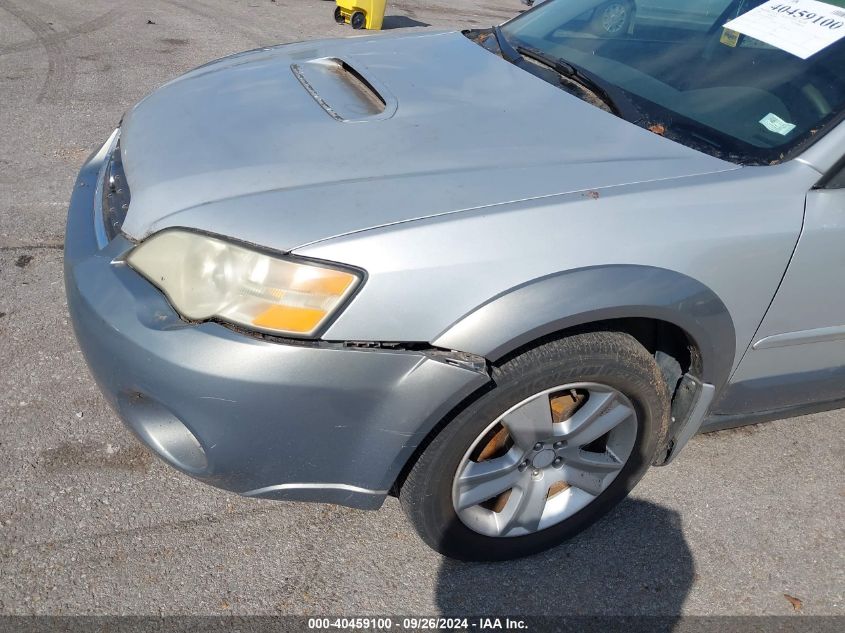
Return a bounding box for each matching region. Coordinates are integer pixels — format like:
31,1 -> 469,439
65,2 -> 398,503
452,383 -> 638,537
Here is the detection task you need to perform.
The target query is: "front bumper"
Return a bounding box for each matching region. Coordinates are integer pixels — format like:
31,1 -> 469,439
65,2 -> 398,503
64,137 -> 490,509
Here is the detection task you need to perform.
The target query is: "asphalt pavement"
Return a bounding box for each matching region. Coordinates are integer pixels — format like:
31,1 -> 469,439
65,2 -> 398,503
0,0 -> 842,618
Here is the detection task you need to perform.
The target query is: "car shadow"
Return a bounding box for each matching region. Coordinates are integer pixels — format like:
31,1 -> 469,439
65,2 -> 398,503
434,499 -> 693,622
382,15 -> 431,29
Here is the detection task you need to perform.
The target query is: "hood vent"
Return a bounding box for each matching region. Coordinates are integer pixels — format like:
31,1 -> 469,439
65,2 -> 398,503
291,57 -> 397,122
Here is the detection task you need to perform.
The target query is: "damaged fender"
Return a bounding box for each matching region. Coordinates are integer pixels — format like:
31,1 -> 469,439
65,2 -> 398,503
432,264 -> 736,462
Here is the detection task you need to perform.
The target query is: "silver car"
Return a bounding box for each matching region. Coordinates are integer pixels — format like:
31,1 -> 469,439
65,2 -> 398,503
65,0 -> 845,560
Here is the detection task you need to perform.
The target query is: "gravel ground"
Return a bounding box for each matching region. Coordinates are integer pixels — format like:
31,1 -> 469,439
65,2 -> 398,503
0,0 -> 843,618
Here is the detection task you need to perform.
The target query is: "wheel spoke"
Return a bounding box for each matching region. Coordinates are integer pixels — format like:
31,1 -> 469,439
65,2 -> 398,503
454,450 -> 521,511
561,463 -> 607,496
563,448 -> 625,473
550,486 -> 596,518
558,390 -> 634,447
501,394 -> 555,450
498,475 -> 550,535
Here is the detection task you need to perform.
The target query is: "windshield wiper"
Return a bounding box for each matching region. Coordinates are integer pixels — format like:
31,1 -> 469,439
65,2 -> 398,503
492,25 -> 522,64
515,44 -> 641,121
490,27 -> 641,122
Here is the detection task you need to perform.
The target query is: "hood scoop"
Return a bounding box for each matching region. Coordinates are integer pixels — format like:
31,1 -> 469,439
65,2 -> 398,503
291,57 -> 397,122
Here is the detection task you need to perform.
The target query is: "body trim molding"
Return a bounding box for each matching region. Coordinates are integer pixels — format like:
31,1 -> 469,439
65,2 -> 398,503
752,324 -> 845,350
243,483 -> 389,497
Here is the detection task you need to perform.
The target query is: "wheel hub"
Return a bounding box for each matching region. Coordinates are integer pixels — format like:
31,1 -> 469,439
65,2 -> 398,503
530,448 -> 556,469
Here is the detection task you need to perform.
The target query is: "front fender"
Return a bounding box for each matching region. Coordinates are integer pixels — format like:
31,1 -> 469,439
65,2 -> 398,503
433,264 -> 736,391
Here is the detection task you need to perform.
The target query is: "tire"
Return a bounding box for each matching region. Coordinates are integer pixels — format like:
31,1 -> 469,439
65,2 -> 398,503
350,11 -> 366,30
334,6 -> 345,24
400,330 -> 670,561
588,1 -> 633,37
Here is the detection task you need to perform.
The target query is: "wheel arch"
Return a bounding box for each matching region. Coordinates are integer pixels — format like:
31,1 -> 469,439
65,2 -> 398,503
432,265 -> 735,391
389,266 -> 734,496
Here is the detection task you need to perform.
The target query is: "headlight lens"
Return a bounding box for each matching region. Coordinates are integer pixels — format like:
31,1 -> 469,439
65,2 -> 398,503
126,230 -> 361,337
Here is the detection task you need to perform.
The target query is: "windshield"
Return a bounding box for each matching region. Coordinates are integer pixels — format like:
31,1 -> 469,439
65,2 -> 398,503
499,0 -> 845,163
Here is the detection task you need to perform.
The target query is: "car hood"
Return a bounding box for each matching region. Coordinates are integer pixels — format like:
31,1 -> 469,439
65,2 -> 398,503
119,30 -> 737,252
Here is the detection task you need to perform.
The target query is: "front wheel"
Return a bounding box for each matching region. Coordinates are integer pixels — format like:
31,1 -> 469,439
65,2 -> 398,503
400,330 -> 670,561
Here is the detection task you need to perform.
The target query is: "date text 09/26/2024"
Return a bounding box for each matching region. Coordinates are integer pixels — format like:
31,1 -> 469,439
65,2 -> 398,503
306,617 -> 528,630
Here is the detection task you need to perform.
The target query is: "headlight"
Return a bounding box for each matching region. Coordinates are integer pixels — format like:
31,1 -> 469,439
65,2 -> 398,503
126,230 -> 361,337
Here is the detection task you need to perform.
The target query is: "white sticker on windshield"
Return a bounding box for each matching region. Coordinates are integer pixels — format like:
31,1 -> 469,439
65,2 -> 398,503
760,112 -> 797,135
724,0 -> 845,59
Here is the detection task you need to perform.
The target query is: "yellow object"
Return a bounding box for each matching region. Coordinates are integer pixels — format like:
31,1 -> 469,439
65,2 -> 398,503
252,305 -> 327,333
720,28 -> 740,48
334,0 -> 386,30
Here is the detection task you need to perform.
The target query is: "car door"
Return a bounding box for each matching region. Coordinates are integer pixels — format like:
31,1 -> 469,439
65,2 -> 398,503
713,157 -> 845,415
